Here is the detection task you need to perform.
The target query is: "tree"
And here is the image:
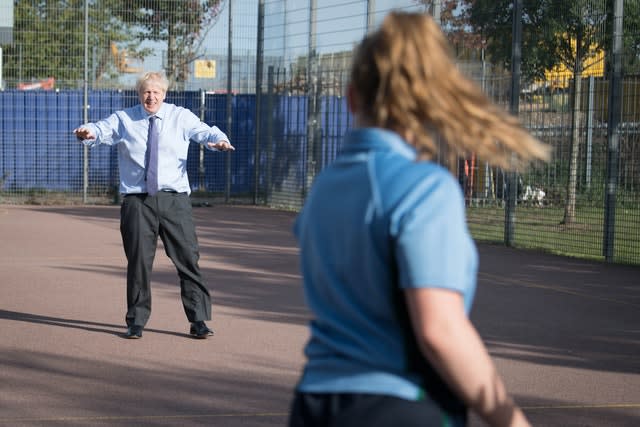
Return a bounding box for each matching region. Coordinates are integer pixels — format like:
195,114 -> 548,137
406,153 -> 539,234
3,0 -> 224,89
469,0 -> 639,225
611,0 -> 640,75
417,1 -> 485,55
106,0 -> 224,88
549,1 -> 607,225
6,0 -> 85,87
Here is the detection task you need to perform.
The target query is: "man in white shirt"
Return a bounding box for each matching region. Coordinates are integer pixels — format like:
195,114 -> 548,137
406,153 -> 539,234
74,71 -> 234,339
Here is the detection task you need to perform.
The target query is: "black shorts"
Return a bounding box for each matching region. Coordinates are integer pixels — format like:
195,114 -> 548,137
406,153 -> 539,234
288,391 -> 467,427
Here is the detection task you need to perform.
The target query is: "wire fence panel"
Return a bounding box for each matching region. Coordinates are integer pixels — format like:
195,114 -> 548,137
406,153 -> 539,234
0,0 -> 638,264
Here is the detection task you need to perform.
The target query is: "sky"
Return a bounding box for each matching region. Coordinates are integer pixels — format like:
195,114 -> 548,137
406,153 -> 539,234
202,0 -> 426,57
130,0 -> 426,87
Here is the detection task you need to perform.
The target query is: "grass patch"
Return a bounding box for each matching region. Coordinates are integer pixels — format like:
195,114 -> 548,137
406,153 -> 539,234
467,205 -> 640,265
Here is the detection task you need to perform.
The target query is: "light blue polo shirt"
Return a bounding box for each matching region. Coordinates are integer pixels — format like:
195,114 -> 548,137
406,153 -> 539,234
293,128 -> 478,401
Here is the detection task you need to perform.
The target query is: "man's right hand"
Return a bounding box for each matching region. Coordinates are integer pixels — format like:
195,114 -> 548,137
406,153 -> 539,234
73,127 -> 95,141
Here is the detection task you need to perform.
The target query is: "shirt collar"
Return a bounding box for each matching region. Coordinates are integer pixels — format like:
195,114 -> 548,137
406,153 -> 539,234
342,128 -> 417,160
139,102 -> 167,120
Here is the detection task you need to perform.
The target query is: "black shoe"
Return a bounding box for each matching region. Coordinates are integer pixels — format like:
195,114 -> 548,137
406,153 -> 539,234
125,325 -> 143,339
190,321 -> 214,339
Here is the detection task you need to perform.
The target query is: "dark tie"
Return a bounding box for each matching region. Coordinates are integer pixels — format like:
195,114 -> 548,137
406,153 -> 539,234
145,116 -> 159,196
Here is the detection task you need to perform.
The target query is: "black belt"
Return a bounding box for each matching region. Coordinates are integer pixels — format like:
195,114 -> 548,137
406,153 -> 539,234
124,190 -> 184,197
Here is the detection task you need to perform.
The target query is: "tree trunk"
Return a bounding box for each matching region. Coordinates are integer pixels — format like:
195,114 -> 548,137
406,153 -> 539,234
562,27 -> 588,226
562,71 -> 583,225
167,31 -> 176,88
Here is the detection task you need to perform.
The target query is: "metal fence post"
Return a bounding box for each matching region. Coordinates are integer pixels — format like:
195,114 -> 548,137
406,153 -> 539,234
266,65 -> 274,205
254,0 -> 264,205
305,0 -> 318,200
366,0 -> 375,32
199,89 -> 206,191
603,0 -> 624,262
225,0 -> 233,203
431,0 -> 441,26
586,75 -> 595,190
505,0 -> 523,246
82,0 -> 89,204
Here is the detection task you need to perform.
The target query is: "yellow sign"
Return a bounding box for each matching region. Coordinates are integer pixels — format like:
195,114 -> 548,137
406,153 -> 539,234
542,36 -> 604,90
195,60 -> 216,78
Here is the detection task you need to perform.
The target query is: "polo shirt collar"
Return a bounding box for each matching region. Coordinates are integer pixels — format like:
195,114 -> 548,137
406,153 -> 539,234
342,128 -> 417,160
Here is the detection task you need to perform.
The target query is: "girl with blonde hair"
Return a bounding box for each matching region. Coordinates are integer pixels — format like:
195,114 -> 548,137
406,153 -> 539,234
288,11 -> 547,427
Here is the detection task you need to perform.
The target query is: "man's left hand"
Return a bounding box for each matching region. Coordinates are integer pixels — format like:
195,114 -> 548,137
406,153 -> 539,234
208,141 -> 235,151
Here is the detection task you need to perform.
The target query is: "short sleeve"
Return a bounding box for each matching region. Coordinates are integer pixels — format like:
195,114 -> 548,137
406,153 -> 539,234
393,172 -> 477,297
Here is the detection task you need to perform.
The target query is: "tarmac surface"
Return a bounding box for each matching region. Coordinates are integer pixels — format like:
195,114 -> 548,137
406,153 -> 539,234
0,204 -> 638,426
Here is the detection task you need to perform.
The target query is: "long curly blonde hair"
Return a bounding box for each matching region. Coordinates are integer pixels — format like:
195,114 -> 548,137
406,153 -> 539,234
350,12 -> 549,171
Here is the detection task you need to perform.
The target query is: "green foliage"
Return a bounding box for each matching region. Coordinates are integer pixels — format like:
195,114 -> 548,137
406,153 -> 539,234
470,0 -> 611,82
470,0 -> 639,81
417,0 -> 640,78
416,1 -> 485,54
3,0 -> 224,89
7,0 -> 86,86
106,0 -> 224,86
620,0 -> 640,74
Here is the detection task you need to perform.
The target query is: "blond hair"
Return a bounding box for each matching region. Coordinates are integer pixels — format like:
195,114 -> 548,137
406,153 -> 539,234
135,71 -> 169,94
350,12 -> 549,171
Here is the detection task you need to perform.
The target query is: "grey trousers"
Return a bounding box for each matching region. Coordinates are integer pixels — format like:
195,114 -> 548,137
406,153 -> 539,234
120,192 -> 211,327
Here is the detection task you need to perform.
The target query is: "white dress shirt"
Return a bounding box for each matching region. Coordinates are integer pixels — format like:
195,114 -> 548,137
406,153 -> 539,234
81,102 -> 229,195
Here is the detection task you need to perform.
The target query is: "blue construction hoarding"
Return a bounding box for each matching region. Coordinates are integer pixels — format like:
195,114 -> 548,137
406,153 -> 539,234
0,90 -> 351,197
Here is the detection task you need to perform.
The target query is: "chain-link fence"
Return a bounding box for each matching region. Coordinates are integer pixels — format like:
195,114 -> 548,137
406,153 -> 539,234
1,0 -> 639,265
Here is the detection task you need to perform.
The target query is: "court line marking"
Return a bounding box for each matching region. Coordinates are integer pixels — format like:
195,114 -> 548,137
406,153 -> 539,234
0,412 -> 288,423
479,271 -> 640,309
523,403 -> 640,410
2,404 -> 639,423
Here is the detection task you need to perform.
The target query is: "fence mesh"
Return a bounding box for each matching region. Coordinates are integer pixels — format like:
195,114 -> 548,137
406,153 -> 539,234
0,0 -> 639,265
